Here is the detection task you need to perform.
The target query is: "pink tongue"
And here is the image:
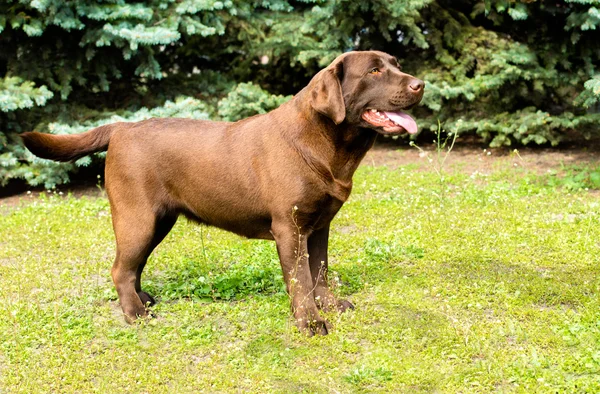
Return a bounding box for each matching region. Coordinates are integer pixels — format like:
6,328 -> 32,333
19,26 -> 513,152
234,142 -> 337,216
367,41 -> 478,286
384,111 -> 418,134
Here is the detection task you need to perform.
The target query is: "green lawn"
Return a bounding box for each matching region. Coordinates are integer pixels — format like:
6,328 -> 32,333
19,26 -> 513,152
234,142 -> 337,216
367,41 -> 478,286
1,159 -> 600,393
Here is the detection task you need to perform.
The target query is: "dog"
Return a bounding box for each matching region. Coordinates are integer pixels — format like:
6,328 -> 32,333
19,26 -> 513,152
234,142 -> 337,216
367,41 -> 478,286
21,50 -> 424,335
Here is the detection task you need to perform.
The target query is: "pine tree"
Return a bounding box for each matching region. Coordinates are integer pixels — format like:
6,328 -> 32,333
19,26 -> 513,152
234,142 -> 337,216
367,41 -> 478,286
1,0 -> 599,187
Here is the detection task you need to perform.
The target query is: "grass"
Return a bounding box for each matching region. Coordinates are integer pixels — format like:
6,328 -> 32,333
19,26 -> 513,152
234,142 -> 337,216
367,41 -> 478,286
1,159 -> 600,392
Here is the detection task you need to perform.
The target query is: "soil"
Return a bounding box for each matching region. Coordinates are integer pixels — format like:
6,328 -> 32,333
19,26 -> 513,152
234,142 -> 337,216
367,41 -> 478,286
0,182 -> 105,209
367,135 -> 600,174
2,136 -> 600,208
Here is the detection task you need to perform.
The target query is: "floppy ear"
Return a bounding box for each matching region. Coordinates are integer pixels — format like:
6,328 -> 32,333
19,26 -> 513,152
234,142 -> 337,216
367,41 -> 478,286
310,63 -> 345,125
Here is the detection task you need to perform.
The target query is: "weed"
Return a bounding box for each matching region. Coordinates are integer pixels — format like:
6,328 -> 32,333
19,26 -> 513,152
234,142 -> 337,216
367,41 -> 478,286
545,163 -> 600,191
344,365 -> 394,386
410,120 -> 458,202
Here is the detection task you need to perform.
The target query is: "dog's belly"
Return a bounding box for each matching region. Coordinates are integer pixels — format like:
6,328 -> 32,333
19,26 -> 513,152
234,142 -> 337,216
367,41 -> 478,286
170,183 -> 274,240
180,206 -> 274,240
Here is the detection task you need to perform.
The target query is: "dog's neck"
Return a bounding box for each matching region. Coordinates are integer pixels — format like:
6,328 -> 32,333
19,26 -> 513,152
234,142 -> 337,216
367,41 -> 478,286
274,89 -> 377,196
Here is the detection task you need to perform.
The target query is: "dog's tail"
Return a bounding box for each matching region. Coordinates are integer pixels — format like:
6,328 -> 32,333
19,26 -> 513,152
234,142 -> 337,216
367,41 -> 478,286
21,124 -> 117,162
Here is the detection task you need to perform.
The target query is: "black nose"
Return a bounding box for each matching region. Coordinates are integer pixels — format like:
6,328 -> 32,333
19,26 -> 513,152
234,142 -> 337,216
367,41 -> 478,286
409,79 -> 424,93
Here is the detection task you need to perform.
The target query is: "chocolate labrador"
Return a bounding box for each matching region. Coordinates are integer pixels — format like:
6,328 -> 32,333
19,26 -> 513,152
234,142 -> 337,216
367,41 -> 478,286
22,50 -> 424,335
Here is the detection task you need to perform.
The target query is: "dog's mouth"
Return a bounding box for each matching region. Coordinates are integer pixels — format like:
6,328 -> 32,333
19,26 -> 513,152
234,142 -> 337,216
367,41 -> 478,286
361,109 -> 418,135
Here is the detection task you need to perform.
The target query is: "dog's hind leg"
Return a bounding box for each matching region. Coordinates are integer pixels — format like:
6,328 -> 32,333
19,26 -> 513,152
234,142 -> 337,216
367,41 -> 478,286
110,206 -> 176,323
135,215 -> 178,307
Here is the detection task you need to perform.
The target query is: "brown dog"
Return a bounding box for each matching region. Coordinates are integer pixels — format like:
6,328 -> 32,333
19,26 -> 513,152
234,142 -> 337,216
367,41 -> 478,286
22,50 -> 424,335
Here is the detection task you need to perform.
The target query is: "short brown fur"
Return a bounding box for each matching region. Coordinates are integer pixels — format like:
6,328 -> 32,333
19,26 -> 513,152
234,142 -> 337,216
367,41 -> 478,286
21,51 -> 424,335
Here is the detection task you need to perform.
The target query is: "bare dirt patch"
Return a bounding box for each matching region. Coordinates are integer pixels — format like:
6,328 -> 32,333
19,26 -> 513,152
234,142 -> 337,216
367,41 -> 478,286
0,183 -> 104,210
365,136 -> 600,175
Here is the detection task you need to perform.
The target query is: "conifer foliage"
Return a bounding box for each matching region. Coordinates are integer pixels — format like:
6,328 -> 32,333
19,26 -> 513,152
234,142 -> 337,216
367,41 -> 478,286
1,0 -> 599,187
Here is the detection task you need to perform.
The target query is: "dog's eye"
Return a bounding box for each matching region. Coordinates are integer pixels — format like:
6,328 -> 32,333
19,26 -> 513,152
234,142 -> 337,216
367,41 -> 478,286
369,68 -> 381,75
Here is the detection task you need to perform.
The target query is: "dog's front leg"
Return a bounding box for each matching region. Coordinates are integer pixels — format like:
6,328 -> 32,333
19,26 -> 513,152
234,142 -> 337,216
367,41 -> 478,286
308,224 -> 355,313
271,221 -> 331,336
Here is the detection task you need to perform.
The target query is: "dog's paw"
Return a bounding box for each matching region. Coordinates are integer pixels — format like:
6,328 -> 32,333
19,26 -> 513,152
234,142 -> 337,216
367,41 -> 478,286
294,306 -> 332,336
130,312 -> 158,326
316,295 -> 354,313
297,315 -> 332,336
137,291 -> 156,307
336,299 -> 355,313
122,300 -> 156,325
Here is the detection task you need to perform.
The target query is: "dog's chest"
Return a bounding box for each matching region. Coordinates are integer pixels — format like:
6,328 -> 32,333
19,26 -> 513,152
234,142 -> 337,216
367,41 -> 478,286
292,188 -> 347,231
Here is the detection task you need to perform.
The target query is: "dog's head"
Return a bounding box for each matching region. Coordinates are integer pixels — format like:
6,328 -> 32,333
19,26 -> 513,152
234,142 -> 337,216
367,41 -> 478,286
309,51 -> 424,135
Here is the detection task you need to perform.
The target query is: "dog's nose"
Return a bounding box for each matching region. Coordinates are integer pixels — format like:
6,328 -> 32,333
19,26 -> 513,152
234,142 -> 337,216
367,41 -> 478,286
409,79 -> 424,93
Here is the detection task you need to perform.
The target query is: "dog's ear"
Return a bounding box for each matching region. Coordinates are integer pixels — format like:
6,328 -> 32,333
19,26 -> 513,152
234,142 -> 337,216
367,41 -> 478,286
310,62 -> 345,125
